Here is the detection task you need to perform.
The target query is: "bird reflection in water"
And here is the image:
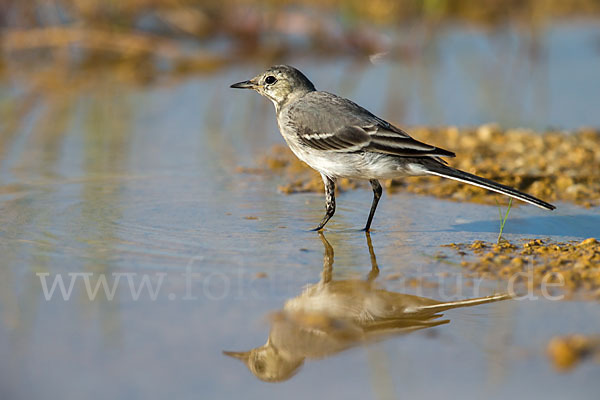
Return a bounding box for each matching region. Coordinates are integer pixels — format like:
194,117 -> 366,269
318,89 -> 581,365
224,233 -> 510,382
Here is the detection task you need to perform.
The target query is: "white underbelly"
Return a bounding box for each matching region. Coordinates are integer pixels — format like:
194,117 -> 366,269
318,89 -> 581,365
287,143 -> 424,180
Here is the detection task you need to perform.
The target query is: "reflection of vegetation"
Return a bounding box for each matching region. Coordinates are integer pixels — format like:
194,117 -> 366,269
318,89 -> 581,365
0,72 -> 133,348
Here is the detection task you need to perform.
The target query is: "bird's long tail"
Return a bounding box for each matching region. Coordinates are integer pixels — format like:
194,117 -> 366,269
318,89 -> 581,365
417,293 -> 512,314
424,163 -> 556,210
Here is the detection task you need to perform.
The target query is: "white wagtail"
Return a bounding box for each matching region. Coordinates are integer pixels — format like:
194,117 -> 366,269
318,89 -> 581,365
224,232 -> 510,382
231,65 -> 555,231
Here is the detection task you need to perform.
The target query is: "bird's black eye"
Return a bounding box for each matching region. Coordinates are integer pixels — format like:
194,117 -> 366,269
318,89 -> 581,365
254,360 -> 266,373
265,76 -> 277,85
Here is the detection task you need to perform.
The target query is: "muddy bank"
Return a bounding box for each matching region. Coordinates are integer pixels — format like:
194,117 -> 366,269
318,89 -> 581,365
443,238 -> 600,301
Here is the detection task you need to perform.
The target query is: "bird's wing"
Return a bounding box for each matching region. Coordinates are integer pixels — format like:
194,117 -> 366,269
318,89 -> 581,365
296,125 -> 371,152
291,92 -> 455,158
297,123 -> 455,157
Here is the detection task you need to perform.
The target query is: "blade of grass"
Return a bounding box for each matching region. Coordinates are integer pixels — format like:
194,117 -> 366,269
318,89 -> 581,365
496,198 -> 513,244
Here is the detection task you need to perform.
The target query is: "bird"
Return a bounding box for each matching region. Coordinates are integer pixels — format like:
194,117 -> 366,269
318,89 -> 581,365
223,232 -> 511,382
230,65 -> 556,231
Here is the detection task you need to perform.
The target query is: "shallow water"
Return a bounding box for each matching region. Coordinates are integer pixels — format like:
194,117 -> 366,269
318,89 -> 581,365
1,21 -> 600,400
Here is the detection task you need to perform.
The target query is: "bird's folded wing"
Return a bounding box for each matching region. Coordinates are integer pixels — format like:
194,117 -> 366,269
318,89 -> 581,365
297,124 -> 456,158
297,126 -> 370,152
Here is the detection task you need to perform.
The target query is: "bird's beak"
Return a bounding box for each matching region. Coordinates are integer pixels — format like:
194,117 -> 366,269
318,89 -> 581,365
230,79 -> 258,89
223,350 -> 250,361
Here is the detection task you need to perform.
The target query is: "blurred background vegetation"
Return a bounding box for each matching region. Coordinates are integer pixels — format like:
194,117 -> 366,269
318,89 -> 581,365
1,0 -> 599,168
2,0 -> 600,83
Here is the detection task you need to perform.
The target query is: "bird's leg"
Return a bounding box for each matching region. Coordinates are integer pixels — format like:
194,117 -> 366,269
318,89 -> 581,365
311,174 -> 336,231
363,179 -> 382,232
318,232 -> 334,284
365,231 -> 380,282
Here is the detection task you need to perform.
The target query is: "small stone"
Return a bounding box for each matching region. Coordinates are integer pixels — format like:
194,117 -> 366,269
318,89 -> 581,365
577,238 -> 598,247
511,257 -> 525,267
470,241 -> 486,249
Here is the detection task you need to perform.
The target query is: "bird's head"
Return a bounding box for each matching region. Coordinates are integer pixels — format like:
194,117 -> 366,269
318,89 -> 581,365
230,65 -> 315,109
223,339 -> 304,383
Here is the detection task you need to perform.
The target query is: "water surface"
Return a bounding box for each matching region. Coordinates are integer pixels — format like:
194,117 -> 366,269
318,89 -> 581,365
1,21 -> 600,400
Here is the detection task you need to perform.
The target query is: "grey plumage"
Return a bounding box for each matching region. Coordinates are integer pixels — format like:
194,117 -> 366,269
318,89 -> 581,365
231,65 -> 555,231
284,91 -> 455,157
